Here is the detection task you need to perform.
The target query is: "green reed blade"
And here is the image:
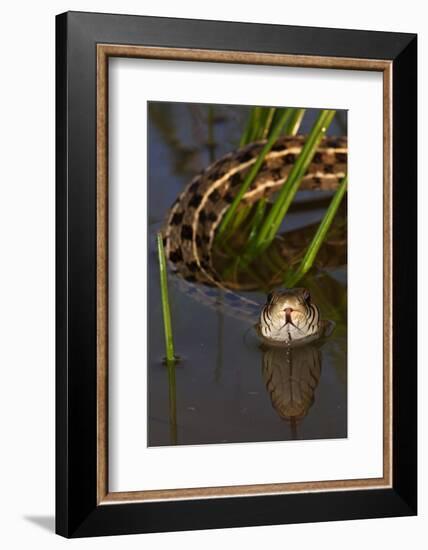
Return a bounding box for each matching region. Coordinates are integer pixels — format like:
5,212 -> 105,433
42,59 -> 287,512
247,198 -> 267,243
284,108 -> 306,136
225,203 -> 253,237
156,232 -> 176,364
261,107 -> 277,139
284,175 -> 348,287
247,106 -> 263,143
252,107 -> 278,142
240,107 -> 265,146
250,109 -> 336,256
239,112 -> 252,147
269,107 -> 289,136
217,107 -> 295,239
239,107 -> 257,146
217,237 -> 265,286
242,107 -> 306,243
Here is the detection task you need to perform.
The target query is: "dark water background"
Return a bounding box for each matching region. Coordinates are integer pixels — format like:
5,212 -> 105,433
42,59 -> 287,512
148,102 -> 347,446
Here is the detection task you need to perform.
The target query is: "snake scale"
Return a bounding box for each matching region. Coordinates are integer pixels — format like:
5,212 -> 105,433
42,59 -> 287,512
162,134 -> 347,340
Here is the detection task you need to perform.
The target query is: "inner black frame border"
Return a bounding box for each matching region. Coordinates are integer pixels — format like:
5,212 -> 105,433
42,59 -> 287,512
56,11 -> 417,538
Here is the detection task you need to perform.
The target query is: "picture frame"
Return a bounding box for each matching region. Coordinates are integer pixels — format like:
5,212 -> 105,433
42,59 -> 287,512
56,11 -> 417,538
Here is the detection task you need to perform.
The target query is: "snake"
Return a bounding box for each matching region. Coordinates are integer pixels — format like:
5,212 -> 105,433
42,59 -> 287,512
161,134 -> 347,342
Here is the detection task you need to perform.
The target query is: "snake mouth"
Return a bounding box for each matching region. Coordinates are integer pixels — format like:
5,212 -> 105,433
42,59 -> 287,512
284,308 -> 293,324
280,308 -> 304,333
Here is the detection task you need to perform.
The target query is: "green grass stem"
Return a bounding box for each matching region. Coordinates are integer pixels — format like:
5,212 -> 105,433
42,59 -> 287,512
247,198 -> 267,243
249,109 -> 336,256
248,107 -> 264,142
261,107 -> 277,139
284,108 -> 306,136
284,175 -> 348,286
239,108 -> 256,146
157,232 -> 176,364
224,204 -> 253,237
217,107 -> 295,239
240,107 -> 265,146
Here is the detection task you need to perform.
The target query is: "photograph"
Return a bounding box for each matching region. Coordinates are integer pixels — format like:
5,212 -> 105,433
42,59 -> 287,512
148,101 -> 348,446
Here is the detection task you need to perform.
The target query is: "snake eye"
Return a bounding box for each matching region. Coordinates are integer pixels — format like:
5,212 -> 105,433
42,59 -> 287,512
303,289 -> 311,302
266,292 -> 274,304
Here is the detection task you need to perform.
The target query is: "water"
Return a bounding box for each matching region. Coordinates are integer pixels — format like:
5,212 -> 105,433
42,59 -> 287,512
148,102 -> 347,446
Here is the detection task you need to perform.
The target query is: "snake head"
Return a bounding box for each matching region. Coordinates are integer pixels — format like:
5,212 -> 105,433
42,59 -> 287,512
259,288 -> 320,345
265,288 -> 310,315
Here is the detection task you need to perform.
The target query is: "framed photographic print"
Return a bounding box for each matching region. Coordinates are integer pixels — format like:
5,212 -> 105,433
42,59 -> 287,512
56,11 -> 417,538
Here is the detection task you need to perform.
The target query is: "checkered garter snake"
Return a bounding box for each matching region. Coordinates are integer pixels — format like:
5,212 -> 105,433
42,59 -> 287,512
162,134 -> 346,344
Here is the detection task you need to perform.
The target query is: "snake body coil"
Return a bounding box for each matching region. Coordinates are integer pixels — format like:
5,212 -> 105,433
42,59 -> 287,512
163,135 -> 347,287
162,135 -> 347,335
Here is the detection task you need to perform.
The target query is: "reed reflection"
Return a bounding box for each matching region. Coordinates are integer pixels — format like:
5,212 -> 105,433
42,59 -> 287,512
166,361 -> 178,445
